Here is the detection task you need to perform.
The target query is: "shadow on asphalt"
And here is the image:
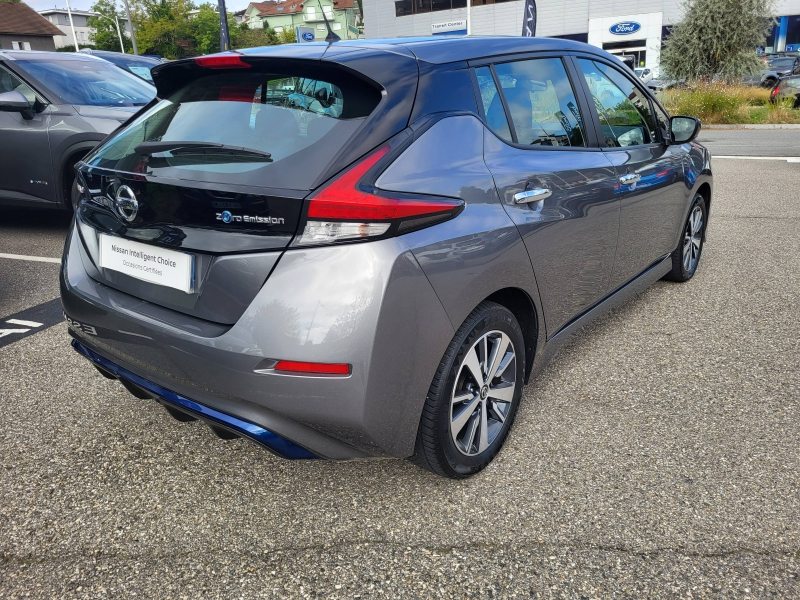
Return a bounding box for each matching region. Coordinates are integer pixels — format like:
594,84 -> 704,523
0,207 -> 73,233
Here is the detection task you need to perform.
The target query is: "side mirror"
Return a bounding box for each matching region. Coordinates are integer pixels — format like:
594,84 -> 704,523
670,116 -> 701,144
0,91 -> 34,120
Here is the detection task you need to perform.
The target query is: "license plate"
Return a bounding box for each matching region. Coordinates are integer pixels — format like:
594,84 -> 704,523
98,233 -> 194,293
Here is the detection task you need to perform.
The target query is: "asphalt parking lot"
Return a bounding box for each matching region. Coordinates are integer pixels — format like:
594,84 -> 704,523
1,131 -> 799,598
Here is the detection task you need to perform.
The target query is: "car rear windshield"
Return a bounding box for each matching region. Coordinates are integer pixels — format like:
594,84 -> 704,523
83,69 -> 383,190
15,58 -> 155,107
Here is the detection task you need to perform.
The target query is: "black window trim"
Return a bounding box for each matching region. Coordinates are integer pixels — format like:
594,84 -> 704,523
568,53 -> 669,149
469,52 -> 602,152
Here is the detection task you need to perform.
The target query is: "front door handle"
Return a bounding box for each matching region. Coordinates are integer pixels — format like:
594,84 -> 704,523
514,188 -> 552,204
619,173 -> 641,185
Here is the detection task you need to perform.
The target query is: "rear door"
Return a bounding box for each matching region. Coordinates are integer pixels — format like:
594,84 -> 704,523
477,55 -> 621,337
573,56 -> 687,289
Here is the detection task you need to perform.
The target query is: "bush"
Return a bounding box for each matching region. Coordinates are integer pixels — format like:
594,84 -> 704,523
658,83 -> 772,123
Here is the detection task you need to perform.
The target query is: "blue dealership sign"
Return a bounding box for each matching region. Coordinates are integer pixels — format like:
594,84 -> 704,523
609,21 -> 641,35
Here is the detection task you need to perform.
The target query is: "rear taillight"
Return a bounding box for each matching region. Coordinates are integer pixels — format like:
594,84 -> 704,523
772,86 -> 780,97
298,146 -> 463,246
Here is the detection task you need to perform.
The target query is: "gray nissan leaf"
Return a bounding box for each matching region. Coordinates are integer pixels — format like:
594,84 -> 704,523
61,38 -> 713,478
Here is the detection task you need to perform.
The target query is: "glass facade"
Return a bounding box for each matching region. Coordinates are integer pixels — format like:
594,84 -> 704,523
395,0 -> 513,17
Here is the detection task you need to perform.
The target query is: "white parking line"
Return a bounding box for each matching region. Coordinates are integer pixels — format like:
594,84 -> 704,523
0,328 -> 30,338
714,156 -> 800,162
6,319 -> 43,327
0,253 -> 61,264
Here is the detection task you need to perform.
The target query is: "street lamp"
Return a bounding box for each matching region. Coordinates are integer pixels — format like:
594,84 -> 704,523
96,13 -> 126,53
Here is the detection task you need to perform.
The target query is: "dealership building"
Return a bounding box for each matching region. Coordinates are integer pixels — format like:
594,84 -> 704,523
363,0 -> 800,74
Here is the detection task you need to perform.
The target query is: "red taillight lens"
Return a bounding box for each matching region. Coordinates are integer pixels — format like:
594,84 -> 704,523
299,145 -> 463,246
195,54 -> 251,69
308,147 -> 461,220
274,360 -> 351,376
772,86 -> 780,97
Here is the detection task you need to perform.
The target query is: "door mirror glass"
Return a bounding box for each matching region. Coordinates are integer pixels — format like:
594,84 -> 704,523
670,116 -> 701,143
0,90 -> 31,112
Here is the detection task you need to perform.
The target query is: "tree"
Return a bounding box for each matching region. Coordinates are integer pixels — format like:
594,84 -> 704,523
232,27 -> 279,50
87,0 -> 132,52
191,3 -> 240,55
660,0 -> 776,81
131,0 -> 193,58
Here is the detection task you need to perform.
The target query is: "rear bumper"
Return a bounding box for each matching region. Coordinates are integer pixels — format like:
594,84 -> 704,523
61,224 -> 455,460
72,338 -> 317,459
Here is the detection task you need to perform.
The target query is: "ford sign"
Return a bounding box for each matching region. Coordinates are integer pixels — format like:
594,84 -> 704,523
301,31 -> 315,41
609,21 -> 641,35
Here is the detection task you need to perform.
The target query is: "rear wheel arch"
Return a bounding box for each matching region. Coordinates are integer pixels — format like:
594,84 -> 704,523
58,143 -> 98,210
483,287 -> 539,382
696,181 -> 712,227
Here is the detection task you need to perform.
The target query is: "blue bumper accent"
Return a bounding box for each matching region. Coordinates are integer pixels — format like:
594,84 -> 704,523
71,339 -> 318,460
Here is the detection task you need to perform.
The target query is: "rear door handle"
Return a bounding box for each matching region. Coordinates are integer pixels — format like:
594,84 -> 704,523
619,173 -> 641,185
514,188 -> 552,204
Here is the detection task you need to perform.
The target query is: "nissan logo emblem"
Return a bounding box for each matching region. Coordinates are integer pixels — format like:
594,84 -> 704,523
114,185 -> 139,222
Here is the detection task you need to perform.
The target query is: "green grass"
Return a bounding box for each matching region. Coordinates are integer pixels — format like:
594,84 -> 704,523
657,84 -> 800,124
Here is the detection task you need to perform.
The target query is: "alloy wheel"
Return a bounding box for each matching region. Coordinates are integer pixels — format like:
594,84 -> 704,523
450,330 -> 517,456
682,205 -> 703,274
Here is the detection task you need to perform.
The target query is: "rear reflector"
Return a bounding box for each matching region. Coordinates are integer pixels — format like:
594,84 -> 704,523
195,54 -> 251,69
274,360 -> 351,376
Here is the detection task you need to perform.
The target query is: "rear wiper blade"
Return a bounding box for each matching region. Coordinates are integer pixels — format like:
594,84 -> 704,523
135,141 -> 272,159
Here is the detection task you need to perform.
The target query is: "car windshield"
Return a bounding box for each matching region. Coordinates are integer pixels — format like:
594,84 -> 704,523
768,58 -> 795,70
96,54 -> 157,83
15,58 -> 155,107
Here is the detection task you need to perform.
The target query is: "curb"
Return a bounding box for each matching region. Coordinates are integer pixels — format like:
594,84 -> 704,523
702,124 -> 800,130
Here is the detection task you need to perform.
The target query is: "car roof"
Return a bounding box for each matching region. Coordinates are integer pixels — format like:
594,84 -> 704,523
0,50 -> 106,62
237,36 -> 605,65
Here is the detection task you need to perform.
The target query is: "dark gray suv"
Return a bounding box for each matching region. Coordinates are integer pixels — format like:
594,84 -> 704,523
62,38 -> 712,478
0,51 -> 154,212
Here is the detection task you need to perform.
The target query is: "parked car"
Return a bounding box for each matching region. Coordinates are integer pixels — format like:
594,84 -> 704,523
745,56 -> 800,87
0,51 -> 156,212
78,49 -> 161,83
62,38 -> 712,478
770,75 -> 800,107
647,78 -> 684,92
634,67 -> 654,83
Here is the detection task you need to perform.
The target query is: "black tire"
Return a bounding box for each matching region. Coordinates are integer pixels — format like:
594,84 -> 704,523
664,193 -> 707,282
409,301 -> 525,479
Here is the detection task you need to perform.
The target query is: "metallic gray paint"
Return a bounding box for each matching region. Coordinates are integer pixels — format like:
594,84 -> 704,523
62,225 -> 456,458
484,129 -> 620,337
60,41 -> 714,465
602,144 -> 688,289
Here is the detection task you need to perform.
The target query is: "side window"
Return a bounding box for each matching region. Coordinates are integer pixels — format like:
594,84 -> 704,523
475,66 -> 512,142
577,58 -> 656,147
493,58 -> 587,147
0,65 -> 37,107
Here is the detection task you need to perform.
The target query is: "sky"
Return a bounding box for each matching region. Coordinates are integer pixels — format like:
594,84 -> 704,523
26,0 -> 253,14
